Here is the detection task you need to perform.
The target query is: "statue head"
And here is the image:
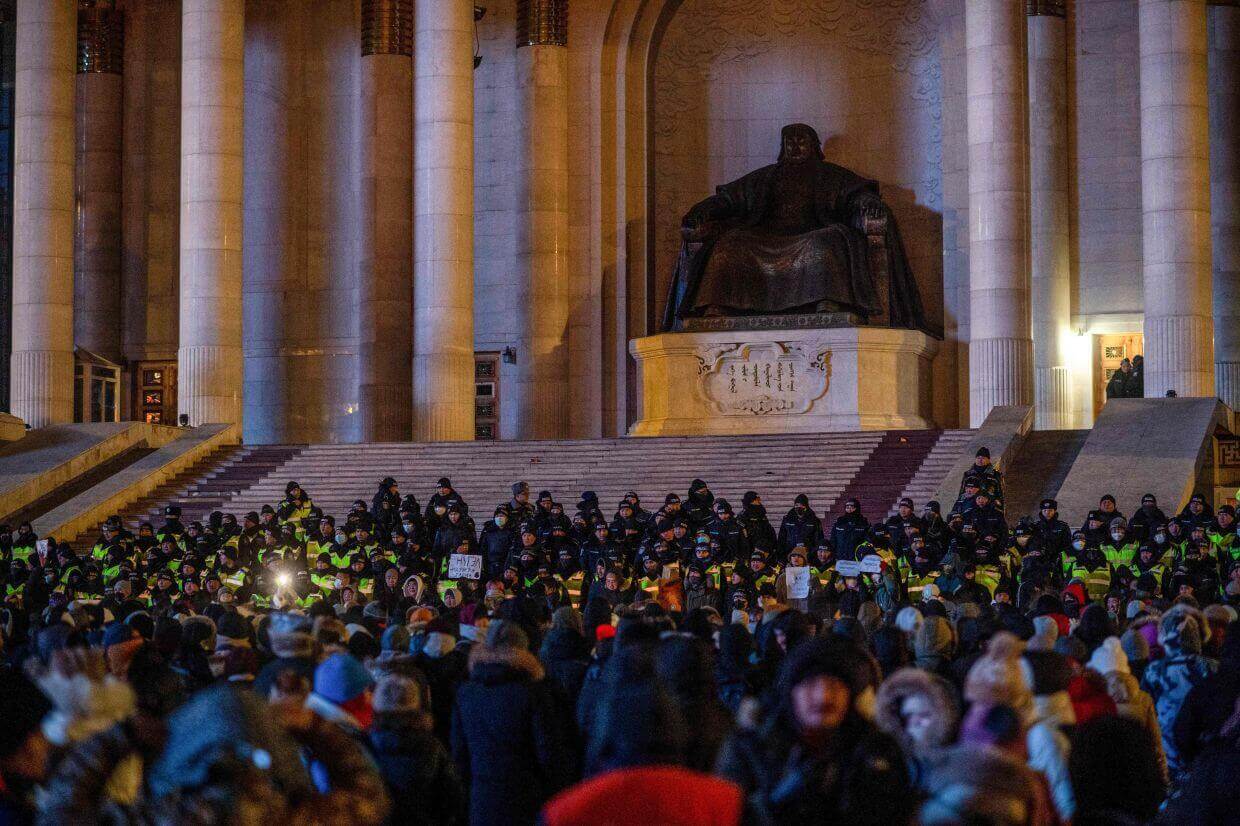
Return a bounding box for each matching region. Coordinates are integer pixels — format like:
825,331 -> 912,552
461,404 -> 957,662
778,123 -> 825,164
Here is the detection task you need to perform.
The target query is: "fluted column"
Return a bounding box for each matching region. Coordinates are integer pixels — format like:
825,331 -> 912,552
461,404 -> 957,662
513,0 -> 569,439
1028,1 -> 1072,429
75,1 -> 124,363
359,0 -> 413,441
11,0 -> 76,427
1140,0 -> 1213,398
179,0 -> 244,426
242,0 -> 307,443
967,0 -> 1032,427
413,0 -> 474,441
1210,2 -> 1240,407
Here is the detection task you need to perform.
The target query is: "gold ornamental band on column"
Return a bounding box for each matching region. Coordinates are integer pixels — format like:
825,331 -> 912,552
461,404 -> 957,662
517,0 -> 567,48
78,1 -> 123,74
362,0 -> 413,57
1026,0 -> 1066,16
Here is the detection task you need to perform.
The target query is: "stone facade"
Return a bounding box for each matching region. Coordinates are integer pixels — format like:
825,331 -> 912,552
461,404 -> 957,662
7,0 -> 1239,441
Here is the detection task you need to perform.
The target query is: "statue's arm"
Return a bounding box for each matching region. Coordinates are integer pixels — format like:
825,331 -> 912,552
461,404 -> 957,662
680,169 -> 762,241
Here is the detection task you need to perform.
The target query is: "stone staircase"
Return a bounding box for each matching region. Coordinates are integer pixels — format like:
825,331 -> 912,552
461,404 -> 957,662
67,430 -> 976,542
65,444 -> 306,545
888,429 -> 977,516
1004,429 -> 1091,520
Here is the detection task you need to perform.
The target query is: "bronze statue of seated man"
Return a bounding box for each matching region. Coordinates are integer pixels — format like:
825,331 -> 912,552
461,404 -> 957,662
662,123 -> 926,332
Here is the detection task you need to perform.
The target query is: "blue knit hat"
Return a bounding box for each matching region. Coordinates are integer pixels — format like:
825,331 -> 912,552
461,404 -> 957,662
313,653 -> 374,704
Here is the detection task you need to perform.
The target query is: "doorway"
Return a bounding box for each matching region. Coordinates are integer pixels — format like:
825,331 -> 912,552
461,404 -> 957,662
132,361 -> 178,425
1093,332 -> 1144,417
474,353 -> 500,440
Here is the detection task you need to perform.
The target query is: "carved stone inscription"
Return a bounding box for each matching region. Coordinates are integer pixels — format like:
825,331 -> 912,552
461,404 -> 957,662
697,341 -> 831,416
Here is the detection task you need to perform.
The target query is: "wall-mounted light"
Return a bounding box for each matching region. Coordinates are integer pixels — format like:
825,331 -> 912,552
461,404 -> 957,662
502,346 -> 517,365
473,5 -> 486,69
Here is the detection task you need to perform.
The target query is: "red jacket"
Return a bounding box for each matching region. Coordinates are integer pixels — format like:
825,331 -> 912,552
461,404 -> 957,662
541,765 -> 744,826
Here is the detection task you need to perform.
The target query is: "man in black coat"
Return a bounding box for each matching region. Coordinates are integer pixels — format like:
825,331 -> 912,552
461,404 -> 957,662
780,494 -> 824,557
451,621 -> 577,826
1033,498 -> 1072,558
705,499 -> 751,565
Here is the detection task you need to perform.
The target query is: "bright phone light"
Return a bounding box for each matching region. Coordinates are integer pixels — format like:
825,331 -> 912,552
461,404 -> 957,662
276,573 -> 291,588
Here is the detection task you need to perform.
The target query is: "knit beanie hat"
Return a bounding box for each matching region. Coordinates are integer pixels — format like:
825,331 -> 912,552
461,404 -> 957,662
0,671 -> 52,758
964,632 -> 1032,716
1086,636 -> 1130,676
372,675 -> 422,714
1159,603 -> 1208,654
380,623 -> 411,654
313,653 -> 374,705
895,606 -> 924,637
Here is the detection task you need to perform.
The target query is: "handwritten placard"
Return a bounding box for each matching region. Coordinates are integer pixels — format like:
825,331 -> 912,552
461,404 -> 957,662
447,553 -> 483,580
835,560 -> 862,578
786,566 -> 811,599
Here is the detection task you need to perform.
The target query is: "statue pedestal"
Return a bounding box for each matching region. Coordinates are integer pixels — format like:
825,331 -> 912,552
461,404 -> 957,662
628,325 -> 939,436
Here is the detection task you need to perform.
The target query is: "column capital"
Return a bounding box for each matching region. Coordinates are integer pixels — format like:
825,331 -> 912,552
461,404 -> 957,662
1027,1 -> 1066,16
78,1 -> 123,74
518,0 -> 567,47
362,0 -> 413,57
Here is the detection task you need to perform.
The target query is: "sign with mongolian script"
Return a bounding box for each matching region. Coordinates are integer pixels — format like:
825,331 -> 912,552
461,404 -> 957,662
697,341 -> 831,416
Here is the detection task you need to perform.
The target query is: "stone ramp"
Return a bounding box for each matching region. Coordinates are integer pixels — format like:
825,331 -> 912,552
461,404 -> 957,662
1003,429 -> 1090,520
64,430 -> 980,538
1054,398 -> 1229,527
0,423 -> 182,524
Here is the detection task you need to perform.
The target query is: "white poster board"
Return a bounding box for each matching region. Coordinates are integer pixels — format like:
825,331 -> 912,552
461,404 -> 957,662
835,560 -> 862,578
786,566 -> 811,599
447,553 -> 483,580
860,555 -> 884,574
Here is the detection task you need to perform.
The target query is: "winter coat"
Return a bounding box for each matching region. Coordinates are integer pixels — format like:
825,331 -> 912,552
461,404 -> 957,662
416,649 -> 469,746
1171,658 -> 1240,773
369,715 -> 466,825
1027,692 -> 1076,822
779,508 -> 824,556
715,716 -> 914,826
1141,608 -> 1219,783
451,644 -> 577,826
1105,669 -> 1169,782
539,626 -> 592,706
829,513 -> 869,560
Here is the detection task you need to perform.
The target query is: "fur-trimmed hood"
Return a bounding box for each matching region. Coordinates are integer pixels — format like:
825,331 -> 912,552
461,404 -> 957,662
874,667 -> 959,752
468,642 -> 545,683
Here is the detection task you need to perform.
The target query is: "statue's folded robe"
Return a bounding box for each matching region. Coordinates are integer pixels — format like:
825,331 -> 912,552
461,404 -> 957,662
663,159 -> 926,332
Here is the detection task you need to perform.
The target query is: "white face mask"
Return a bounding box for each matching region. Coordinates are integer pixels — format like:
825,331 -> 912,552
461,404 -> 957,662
1073,540 -> 1085,551
335,534 -> 347,544
1111,533 -> 1124,542
1155,532 -> 1166,543
496,515 -> 508,527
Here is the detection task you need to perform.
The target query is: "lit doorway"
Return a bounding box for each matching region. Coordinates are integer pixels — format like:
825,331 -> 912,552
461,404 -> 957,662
1093,332 -> 1144,418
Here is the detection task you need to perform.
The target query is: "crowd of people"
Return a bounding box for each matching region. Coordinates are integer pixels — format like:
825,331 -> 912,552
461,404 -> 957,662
0,449 -> 1238,824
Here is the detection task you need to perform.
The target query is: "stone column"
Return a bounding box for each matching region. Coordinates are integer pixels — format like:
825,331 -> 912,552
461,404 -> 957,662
967,0 -> 1032,427
1210,2 -> 1240,407
1028,1 -> 1072,429
11,0 -> 76,427
1140,0 -> 1213,398
512,0 -> 569,439
179,0 -> 244,426
242,0 -> 307,444
75,1 -> 124,363
413,0 -> 474,441
359,0 -> 413,441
